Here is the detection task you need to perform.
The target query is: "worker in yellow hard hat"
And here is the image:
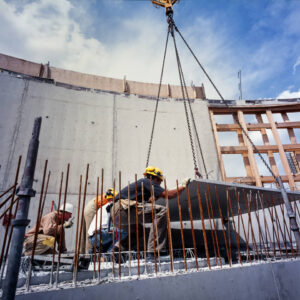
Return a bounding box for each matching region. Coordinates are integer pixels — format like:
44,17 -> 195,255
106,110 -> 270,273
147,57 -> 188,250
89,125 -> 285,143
111,166 -> 191,258
80,188 -> 117,254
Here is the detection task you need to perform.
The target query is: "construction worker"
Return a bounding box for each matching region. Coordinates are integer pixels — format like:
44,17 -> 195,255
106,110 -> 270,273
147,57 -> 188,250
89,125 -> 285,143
80,188 -> 117,254
112,166 -> 191,255
23,203 -> 74,256
88,192 -> 127,254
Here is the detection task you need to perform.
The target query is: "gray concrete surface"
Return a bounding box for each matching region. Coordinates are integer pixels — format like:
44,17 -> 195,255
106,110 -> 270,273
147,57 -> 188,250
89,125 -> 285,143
0,71 -> 220,248
15,259 -> 300,300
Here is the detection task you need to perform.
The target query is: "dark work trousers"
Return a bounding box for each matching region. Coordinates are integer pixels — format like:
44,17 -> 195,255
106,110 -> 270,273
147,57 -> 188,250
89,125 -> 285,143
113,201 -> 167,253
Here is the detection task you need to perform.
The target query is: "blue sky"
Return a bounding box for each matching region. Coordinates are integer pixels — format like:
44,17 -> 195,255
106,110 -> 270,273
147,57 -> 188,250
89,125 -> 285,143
0,0 -> 300,100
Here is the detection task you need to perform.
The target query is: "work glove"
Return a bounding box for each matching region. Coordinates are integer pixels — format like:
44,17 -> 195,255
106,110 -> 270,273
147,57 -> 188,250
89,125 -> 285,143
63,219 -> 73,229
182,177 -> 191,188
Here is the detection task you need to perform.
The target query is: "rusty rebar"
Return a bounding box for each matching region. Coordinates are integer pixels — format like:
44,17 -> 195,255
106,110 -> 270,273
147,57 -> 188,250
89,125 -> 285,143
55,163 -> 70,287
204,191 -> 218,265
206,186 -> 222,267
196,183 -> 210,269
149,177 -> 157,274
0,156 -> 22,271
242,190 -> 260,260
186,185 -> 198,270
265,195 -> 282,258
49,172 -> 64,286
227,189 -> 242,265
98,168 -> 104,282
235,189 -> 252,263
73,174 -> 82,285
176,180 -> 187,271
135,174 -> 140,276
40,171 -> 51,217
257,192 -> 274,258
127,181 -> 132,276
141,182 -> 147,273
112,179 -> 116,277
118,171 -> 122,278
252,194 -> 268,259
270,195 -> 289,258
0,198 -> 19,220
214,185 -> 231,266
0,185 -> 16,201
93,177 -> 99,280
26,159 -> 48,291
279,202 -> 295,257
164,179 -> 173,272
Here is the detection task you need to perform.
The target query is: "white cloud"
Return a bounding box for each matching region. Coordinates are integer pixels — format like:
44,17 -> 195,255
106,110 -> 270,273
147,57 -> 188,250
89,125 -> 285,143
293,57 -> 300,74
277,89 -> 300,99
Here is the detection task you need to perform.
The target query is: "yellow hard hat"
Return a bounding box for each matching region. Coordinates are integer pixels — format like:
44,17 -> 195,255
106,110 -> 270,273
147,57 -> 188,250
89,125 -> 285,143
105,188 -> 117,199
144,166 -> 164,181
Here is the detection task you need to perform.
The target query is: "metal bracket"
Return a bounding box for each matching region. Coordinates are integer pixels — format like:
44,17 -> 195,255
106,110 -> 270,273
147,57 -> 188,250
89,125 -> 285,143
17,188 -> 36,197
12,219 -> 30,227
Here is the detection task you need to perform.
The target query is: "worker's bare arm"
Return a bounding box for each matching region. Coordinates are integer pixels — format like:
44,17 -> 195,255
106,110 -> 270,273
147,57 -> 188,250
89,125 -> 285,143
160,186 -> 185,199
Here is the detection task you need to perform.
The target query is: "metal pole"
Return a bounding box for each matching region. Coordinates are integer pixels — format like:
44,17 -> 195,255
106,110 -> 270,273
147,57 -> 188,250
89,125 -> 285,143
278,177 -> 300,254
2,117 -> 42,300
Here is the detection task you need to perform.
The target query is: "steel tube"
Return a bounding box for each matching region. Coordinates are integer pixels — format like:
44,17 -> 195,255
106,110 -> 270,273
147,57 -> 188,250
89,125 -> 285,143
2,117 -> 41,300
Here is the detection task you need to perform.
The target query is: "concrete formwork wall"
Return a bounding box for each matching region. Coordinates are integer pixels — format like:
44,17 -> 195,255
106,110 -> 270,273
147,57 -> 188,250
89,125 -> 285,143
0,72 -> 220,248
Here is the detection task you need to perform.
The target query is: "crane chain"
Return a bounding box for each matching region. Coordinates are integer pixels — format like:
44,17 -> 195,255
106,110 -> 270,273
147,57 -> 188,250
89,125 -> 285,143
146,28 -> 170,167
169,17 -> 202,178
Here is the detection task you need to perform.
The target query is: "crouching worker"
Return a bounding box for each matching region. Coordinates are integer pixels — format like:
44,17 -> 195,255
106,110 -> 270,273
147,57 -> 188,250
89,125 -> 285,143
88,189 -> 127,254
112,166 -> 190,255
23,203 -> 74,256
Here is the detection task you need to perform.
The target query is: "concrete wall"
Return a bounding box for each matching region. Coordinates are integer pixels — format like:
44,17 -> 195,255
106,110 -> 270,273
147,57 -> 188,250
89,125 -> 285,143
15,259 -> 300,300
0,71 -> 220,248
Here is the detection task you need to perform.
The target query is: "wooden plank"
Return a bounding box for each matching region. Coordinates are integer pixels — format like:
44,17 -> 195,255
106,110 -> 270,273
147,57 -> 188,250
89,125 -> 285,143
220,144 -> 300,154
266,110 -> 296,190
215,121 -> 300,132
209,110 -> 226,180
226,174 -> 300,184
237,110 -> 262,186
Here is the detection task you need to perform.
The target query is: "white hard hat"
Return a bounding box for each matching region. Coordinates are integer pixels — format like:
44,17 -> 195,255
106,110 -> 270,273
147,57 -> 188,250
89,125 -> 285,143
59,203 -> 73,214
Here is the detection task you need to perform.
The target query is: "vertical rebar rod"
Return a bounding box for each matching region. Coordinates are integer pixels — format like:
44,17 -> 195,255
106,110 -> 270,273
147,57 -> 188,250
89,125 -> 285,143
135,174 -> 140,276
279,202 -> 295,257
253,195 -> 268,258
93,177 -> 99,280
265,195 -> 282,258
98,169 -> 104,282
206,188 -> 222,267
112,179 -> 116,277
242,191 -> 260,260
40,171 -> 51,217
55,163 -> 70,287
149,177 -> 157,274
235,189 -> 252,263
141,183 -> 147,274
26,159 -> 48,291
127,181 -> 132,276
270,195 -> 289,258
204,191 -> 218,265
186,185 -> 198,270
152,185 -> 161,272
196,183 -> 210,269
72,175 -> 82,286
2,117 -> 41,300
226,189 -> 242,265
258,192 -> 274,258
0,156 -> 22,272
176,180 -> 187,271
118,171 -> 122,278
50,172 -> 64,286
164,179 -> 173,272
214,185 -> 231,266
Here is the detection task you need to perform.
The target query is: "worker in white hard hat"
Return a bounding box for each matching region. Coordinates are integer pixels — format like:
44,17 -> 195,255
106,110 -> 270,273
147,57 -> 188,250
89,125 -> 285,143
80,189 -> 118,254
23,203 -> 74,256
111,166 -> 191,256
